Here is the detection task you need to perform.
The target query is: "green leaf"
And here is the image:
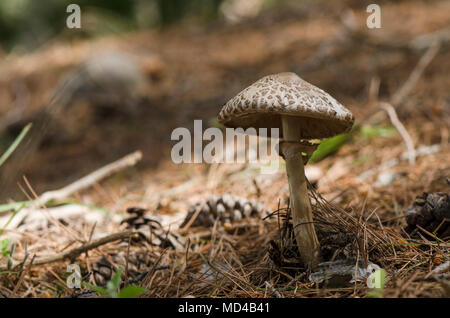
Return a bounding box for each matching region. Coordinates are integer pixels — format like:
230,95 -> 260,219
367,289 -> 384,298
309,133 -> 351,163
360,125 -> 396,138
106,267 -> 124,297
81,282 -> 108,296
0,238 -> 11,256
110,266 -> 123,289
117,285 -> 147,298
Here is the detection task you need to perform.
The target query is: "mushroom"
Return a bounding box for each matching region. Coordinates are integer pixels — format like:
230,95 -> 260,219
218,72 -> 354,269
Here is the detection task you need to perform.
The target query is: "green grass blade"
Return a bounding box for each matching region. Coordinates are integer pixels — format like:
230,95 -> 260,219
0,201 -> 31,213
81,282 -> 108,295
0,123 -> 32,168
117,285 -> 147,298
0,203 -> 25,236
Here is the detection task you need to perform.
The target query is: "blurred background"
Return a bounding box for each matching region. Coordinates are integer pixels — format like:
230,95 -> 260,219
0,0 -> 448,199
0,0 -> 226,52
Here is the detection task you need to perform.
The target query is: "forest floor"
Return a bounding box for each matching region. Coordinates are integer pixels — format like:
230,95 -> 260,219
0,0 -> 449,297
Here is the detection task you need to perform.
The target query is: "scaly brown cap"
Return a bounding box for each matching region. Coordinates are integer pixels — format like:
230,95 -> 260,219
218,72 -> 354,139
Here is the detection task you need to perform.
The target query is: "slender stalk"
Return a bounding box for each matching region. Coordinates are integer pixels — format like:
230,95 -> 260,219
281,115 -> 320,269
0,123 -> 32,168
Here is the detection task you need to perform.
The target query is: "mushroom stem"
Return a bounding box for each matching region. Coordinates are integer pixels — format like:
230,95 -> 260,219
281,115 -> 321,270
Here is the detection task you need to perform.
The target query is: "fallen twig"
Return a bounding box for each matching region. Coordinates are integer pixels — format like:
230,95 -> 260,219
178,206 -> 203,234
357,144 -> 441,181
366,40 -> 441,130
380,102 -> 416,164
0,231 -> 140,271
391,41 -> 441,106
37,150 -> 142,205
9,204 -> 102,233
409,27 -> 450,50
0,151 -> 142,231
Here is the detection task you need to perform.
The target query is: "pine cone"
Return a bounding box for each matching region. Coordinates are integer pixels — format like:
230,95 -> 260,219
121,207 -> 161,230
404,192 -> 450,239
180,194 -> 267,229
92,258 -> 114,286
91,249 -> 155,286
121,207 -> 185,249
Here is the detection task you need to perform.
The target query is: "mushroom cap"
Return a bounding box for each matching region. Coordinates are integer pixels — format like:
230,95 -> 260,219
218,72 -> 354,139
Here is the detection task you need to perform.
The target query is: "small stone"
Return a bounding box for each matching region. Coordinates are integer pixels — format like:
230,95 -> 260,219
374,172 -> 396,187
